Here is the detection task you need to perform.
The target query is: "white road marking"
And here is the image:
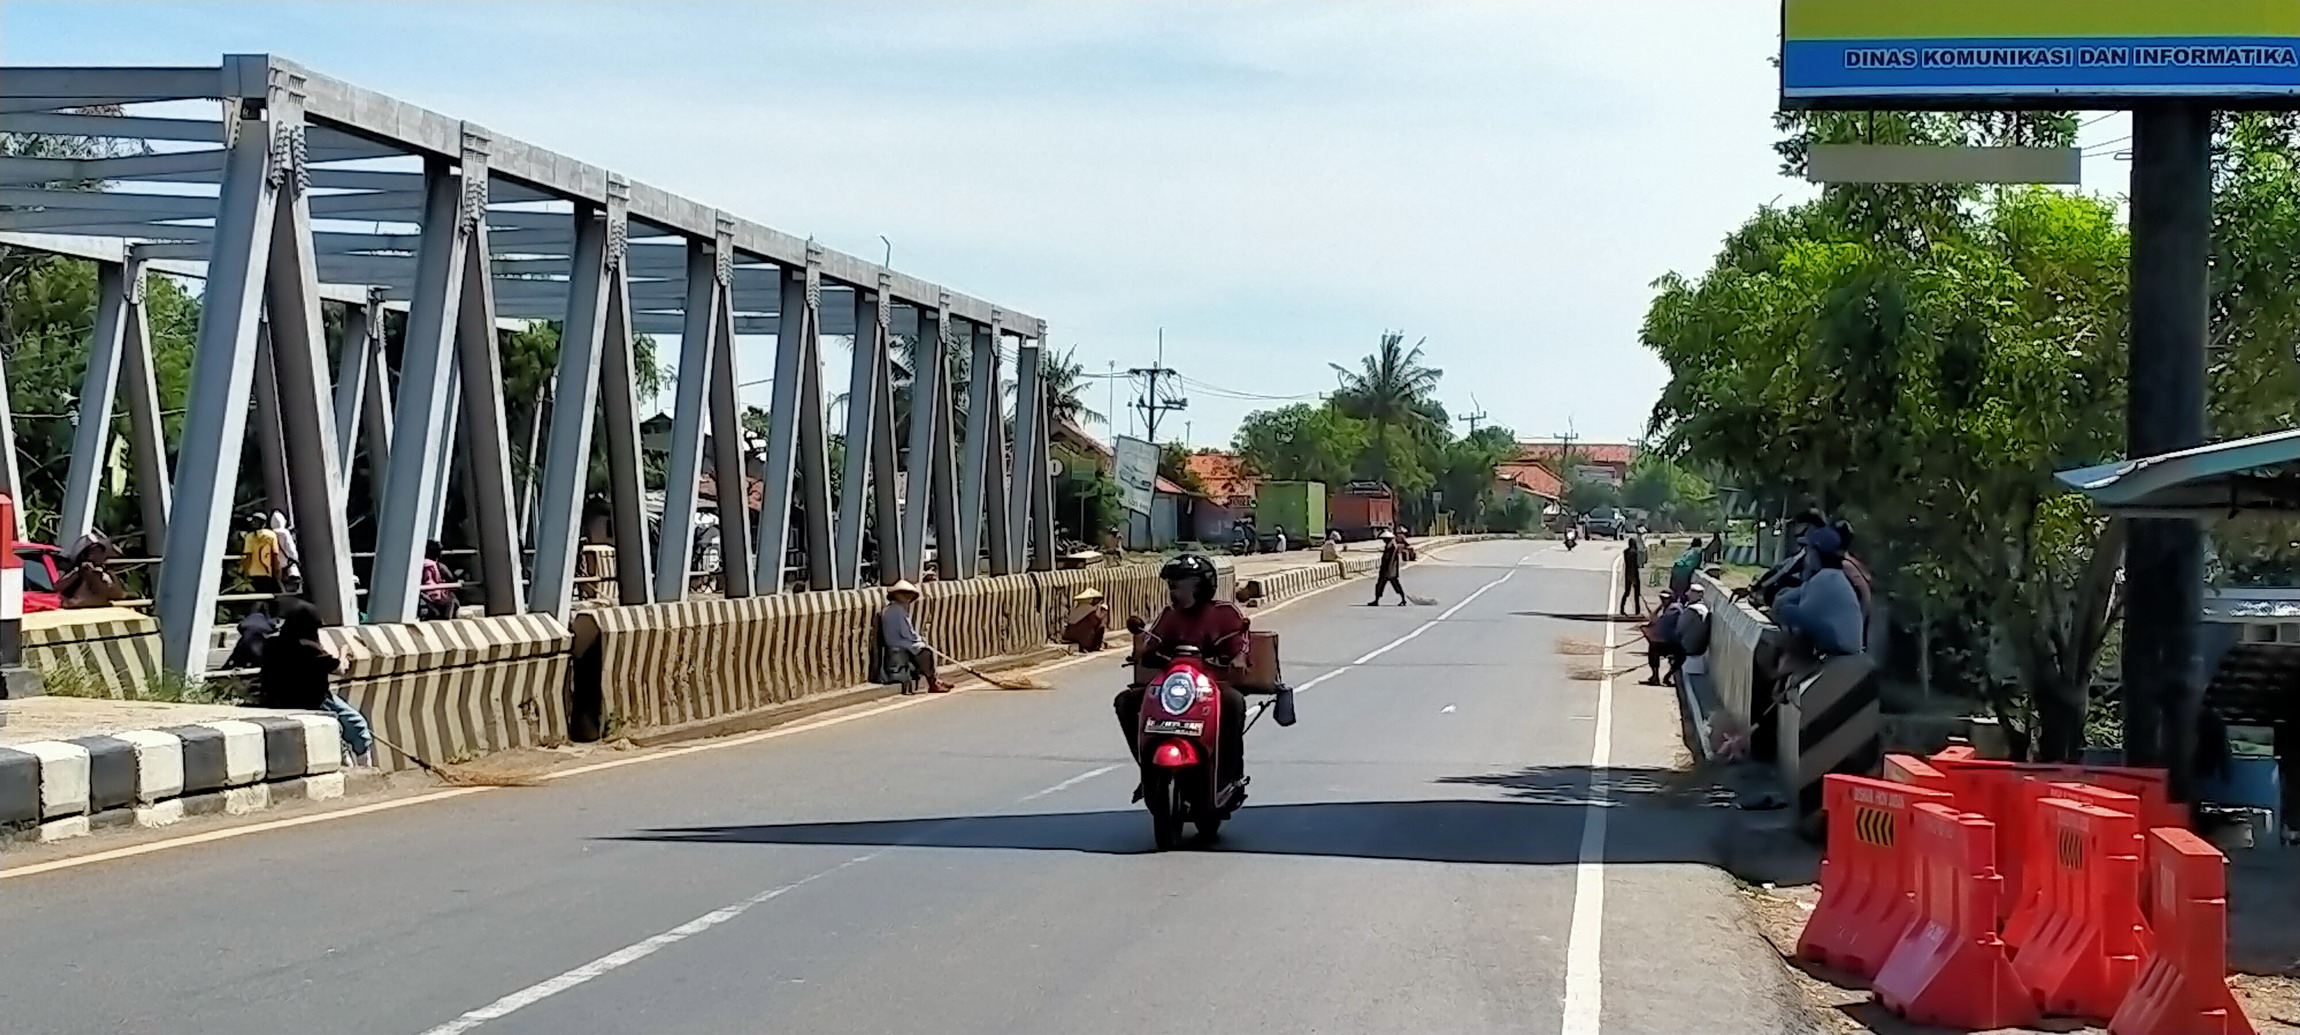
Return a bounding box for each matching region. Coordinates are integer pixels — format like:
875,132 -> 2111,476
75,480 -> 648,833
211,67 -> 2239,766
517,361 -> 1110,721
1441,705 -> 1457,714
414,853 -> 882,1035
1350,567 -> 1517,665
1018,764 -> 1120,801
1561,560 -> 1621,1035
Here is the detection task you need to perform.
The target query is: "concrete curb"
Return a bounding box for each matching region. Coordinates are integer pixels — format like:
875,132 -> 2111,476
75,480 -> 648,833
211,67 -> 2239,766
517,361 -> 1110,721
0,712 -> 349,846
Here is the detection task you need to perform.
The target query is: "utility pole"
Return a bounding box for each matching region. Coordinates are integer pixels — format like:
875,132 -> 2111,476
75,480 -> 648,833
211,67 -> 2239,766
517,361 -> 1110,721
1129,328 -> 1188,444
1457,394 -> 1489,436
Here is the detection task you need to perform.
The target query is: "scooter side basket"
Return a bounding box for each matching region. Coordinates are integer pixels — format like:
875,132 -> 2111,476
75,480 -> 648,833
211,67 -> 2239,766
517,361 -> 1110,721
1235,630 -> 1284,693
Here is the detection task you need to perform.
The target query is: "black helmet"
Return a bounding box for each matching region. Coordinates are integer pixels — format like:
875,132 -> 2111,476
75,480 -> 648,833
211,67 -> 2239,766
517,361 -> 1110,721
1159,552 -> 1218,585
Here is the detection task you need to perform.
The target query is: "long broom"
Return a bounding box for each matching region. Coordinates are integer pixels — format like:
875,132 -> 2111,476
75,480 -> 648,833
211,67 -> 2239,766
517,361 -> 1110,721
930,647 -> 1053,690
366,729 -> 540,787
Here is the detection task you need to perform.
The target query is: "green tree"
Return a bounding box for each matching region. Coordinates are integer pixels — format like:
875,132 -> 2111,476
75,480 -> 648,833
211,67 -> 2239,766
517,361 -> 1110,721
1330,331 -> 1442,489
1158,442 -> 1206,497
1232,403 -> 1368,487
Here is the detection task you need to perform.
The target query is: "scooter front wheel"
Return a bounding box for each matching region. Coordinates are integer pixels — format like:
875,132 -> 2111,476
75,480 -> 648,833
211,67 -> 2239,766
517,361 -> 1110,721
1145,770 -> 1183,851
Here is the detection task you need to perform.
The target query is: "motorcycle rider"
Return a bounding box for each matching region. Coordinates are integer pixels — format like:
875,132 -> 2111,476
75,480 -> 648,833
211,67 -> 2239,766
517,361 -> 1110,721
1117,552 -> 1253,794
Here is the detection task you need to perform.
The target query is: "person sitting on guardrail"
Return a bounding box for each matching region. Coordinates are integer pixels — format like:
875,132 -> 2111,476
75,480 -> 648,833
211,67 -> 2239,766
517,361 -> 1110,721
1748,509 -> 1826,608
1773,526 -> 1863,660
57,531 -> 126,609
256,597 -> 374,766
418,540 -> 458,620
1670,538 -> 1706,598
1641,590 -> 1682,686
1062,587 -> 1110,653
879,580 -> 948,694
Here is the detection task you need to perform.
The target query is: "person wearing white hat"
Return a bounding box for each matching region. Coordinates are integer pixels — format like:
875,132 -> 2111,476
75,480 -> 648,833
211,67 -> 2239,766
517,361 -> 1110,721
880,580 -> 947,693
1061,587 -> 1110,653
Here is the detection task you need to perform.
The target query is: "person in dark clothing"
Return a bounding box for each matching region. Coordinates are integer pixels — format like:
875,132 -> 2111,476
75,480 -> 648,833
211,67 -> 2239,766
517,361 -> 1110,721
256,597 -> 374,763
1370,529 -> 1411,605
1117,553 -> 1252,793
1751,510 -> 1827,608
1618,532 -> 1647,616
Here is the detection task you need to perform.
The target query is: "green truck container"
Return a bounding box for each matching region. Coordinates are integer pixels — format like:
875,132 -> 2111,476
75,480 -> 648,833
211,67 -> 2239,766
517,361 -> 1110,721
1254,481 -> 1327,542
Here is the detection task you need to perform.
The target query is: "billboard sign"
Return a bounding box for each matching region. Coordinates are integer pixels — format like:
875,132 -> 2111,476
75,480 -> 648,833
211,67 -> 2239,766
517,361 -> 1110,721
1114,436 -> 1159,517
1783,0 -> 2300,107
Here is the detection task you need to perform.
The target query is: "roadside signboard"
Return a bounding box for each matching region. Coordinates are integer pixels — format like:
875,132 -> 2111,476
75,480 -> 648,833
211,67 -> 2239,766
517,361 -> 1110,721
1114,436 -> 1158,517
1783,0 -> 2300,107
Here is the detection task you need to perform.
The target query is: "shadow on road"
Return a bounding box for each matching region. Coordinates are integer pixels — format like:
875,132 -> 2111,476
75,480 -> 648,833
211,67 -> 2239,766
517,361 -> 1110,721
611,765 -> 1753,867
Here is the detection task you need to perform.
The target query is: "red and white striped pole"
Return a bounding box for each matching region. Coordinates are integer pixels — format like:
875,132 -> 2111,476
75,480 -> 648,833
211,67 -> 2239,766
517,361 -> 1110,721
0,494 -> 21,665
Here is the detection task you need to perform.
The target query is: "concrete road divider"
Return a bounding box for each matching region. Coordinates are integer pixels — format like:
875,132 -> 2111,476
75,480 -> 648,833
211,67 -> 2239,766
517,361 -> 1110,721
1798,774 -> 1952,980
1874,802 -> 2038,1030
0,714 -> 343,844
324,614 -> 571,774
2015,796 -> 2148,1021
2110,828 -> 2256,1035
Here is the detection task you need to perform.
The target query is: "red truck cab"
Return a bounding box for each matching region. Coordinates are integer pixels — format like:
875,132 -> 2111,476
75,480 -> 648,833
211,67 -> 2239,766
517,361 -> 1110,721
1329,483 -> 1396,542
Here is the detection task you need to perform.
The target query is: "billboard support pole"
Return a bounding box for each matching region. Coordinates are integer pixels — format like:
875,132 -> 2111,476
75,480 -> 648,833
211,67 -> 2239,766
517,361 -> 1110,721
2122,103 -> 2212,793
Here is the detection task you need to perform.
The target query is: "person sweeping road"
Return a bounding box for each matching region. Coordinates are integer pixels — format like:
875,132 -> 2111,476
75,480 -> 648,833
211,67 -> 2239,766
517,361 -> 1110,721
877,580 -> 949,694
1369,528 -> 1414,606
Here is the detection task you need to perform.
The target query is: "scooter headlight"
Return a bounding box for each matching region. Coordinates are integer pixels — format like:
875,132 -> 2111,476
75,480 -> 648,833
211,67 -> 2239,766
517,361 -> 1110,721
1156,672 -> 1199,715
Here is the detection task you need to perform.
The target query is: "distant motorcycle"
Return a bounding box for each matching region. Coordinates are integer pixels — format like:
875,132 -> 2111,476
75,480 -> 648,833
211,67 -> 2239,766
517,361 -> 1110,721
1564,527 -> 1580,551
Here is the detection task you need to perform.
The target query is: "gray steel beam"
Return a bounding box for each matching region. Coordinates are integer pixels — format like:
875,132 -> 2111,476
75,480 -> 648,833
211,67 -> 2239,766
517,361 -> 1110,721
927,316 -> 964,580
0,112 -> 228,142
262,143 -> 359,624
900,305 -> 946,583
118,261 -> 170,551
705,222 -> 756,597
59,259 -> 132,546
792,268 -> 837,592
251,325 -> 293,523
1027,327 -> 1056,571
358,321 -> 393,510
426,376 -> 460,541
975,324 -> 1014,576
0,65 -> 228,101
527,202 -> 608,617
867,297 -> 902,585
835,285 -> 889,586
366,158 -> 469,624
755,256 -> 832,592
449,159 -> 525,617
651,239 -> 719,601
595,203 -> 655,605
156,101 -> 278,675
1008,341 -> 1046,570
954,320 -> 996,579
331,290 -> 381,479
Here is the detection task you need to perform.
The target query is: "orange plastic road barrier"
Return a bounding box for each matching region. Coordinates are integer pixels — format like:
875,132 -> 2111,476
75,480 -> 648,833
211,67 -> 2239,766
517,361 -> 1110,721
2052,781 -> 2155,925
1799,775 -> 1952,980
1931,758 -> 2185,921
1883,753 -> 1954,797
2015,797 -> 2148,1021
1874,802 -> 2038,1031
2004,781 -> 2148,952
2110,828 -> 2256,1035
1932,744 -> 1978,764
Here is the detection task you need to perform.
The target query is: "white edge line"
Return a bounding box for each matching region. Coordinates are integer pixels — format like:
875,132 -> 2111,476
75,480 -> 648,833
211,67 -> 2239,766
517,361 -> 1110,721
1018,764 -> 1120,802
1560,555 -> 1620,1035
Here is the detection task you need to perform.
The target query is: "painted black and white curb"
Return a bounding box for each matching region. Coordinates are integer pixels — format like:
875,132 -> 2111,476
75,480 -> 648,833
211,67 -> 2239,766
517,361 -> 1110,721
0,714 -> 345,844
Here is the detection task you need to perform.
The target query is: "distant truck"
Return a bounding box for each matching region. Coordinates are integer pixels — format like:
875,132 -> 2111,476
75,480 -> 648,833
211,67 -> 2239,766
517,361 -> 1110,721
1253,480 -> 1327,547
1329,482 -> 1395,542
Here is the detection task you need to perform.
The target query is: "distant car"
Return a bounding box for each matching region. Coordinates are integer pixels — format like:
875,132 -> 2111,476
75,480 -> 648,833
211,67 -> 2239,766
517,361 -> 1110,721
1583,512 -> 1626,539
17,542 -> 64,613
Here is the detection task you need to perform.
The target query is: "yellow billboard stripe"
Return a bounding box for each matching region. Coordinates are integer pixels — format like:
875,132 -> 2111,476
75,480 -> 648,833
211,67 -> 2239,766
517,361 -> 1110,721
1786,0 -> 2300,41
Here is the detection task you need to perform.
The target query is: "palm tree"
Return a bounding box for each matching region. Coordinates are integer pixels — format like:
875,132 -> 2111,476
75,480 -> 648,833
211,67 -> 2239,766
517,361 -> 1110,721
1330,331 -> 1443,487
1009,345 -> 1103,429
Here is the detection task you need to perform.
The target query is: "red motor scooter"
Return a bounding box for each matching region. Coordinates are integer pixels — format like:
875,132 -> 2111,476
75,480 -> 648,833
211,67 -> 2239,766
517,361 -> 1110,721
1135,646 -> 1246,850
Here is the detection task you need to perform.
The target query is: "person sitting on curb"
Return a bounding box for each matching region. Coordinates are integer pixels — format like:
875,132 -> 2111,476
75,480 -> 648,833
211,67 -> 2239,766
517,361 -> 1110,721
878,580 -> 948,694
253,596 -> 374,766
57,530 -> 127,609
1062,587 -> 1110,653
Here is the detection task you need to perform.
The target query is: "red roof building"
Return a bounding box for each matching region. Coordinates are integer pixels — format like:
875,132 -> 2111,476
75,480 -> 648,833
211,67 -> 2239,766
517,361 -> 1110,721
1185,452 -> 1259,508
1515,440 -> 1635,486
1494,461 -> 1564,500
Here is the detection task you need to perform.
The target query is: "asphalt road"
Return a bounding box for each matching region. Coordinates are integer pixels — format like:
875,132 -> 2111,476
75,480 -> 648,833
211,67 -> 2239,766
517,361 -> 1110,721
0,540 -> 1816,1035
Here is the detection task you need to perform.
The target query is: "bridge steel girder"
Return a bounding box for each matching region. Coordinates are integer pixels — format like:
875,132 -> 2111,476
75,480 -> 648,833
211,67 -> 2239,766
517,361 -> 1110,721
835,284 -> 891,588
653,238 -> 725,603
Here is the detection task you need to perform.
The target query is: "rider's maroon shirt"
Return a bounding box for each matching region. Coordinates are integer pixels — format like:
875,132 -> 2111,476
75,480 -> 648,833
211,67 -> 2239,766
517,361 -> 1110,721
1140,601 -> 1252,669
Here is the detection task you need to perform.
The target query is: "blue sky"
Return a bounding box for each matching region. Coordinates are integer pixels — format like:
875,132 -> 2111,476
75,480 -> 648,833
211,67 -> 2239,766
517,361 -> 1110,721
2,2 -> 2138,448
